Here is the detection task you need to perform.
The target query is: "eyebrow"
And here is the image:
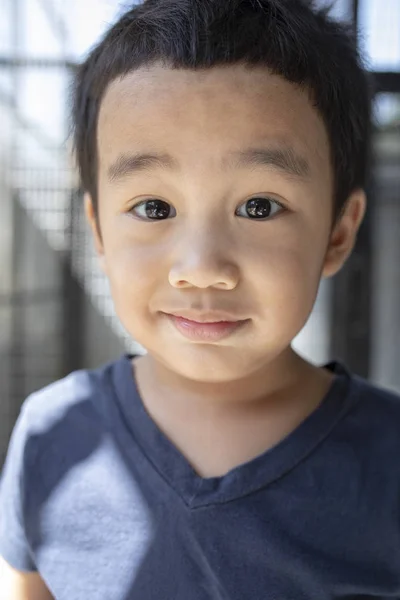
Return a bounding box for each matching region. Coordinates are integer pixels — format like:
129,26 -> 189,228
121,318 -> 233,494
107,145 -> 311,182
108,152 -> 179,182
227,146 -> 311,179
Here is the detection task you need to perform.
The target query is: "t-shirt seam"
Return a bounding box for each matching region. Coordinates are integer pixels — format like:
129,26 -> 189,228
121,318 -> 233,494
112,367 -> 361,509
189,382 -> 361,510
106,372 -> 198,508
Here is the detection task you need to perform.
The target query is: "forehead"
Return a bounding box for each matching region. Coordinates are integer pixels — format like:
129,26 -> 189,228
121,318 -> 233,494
97,64 -> 331,179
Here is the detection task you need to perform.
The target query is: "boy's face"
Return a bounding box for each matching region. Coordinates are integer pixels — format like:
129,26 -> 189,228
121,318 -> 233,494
87,64 -> 365,382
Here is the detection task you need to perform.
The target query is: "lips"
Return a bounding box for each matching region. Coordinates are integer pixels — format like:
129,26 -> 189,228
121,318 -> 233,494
163,311 -> 248,342
165,308 -> 246,323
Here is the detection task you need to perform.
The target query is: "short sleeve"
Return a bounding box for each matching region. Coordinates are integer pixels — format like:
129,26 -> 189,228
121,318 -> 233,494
0,403 -> 37,572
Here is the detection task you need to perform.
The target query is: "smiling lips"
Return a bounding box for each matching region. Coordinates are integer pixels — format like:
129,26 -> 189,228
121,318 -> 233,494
163,312 -> 249,342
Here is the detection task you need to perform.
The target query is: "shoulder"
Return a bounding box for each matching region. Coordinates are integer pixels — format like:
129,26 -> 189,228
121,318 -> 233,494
12,357 -> 125,473
350,373 -> 400,420
20,361 -> 112,429
0,356 -> 129,572
342,370 -> 400,454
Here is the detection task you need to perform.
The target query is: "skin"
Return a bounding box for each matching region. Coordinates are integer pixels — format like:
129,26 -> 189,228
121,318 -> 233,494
0,557 -> 54,600
85,64 -> 365,477
4,63 -> 366,597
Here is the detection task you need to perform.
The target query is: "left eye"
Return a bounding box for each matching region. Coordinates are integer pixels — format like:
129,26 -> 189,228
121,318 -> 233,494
235,197 -> 284,220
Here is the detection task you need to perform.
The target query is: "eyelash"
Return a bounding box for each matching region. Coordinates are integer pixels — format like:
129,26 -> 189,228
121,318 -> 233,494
129,196 -> 286,222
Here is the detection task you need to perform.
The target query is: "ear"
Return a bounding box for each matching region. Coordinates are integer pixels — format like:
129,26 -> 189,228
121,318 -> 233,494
322,189 -> 367,278
84,193 -> 107,273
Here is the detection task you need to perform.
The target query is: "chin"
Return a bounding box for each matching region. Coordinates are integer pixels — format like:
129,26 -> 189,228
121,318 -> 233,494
158,343 -> 263,383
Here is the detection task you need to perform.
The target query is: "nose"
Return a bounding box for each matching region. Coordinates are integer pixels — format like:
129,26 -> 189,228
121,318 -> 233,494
168,227 -> 240,290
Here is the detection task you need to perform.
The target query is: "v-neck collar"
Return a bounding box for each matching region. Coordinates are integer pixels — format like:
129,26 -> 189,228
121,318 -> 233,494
112,355 -> 356,508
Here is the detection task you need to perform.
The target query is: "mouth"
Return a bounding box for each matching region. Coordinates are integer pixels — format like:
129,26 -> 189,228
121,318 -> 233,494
162,312 -> 250,342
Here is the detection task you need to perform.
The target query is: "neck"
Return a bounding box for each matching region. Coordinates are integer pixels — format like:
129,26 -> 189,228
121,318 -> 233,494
132,348 -> 333,478
135,347 -> 325,413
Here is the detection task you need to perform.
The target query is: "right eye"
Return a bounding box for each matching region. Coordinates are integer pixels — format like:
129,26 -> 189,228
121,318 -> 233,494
130,199 -> 176,221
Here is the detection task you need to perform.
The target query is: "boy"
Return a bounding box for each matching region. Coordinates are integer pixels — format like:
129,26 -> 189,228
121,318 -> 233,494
1,0 -> 400,598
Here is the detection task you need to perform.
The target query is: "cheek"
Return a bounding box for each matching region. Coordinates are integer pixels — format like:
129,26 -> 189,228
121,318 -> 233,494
249,229 -> 326,315
103,238 -> 164,309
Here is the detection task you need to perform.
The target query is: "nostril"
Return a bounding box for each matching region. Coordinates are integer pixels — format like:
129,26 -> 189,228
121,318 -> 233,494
168,260 -> 240,290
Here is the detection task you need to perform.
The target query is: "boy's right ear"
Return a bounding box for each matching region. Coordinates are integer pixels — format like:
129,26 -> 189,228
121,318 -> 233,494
84,193 -> 106,273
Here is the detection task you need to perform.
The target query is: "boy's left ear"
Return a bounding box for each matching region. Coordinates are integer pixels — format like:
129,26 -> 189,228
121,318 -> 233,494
322,189 -> 367,278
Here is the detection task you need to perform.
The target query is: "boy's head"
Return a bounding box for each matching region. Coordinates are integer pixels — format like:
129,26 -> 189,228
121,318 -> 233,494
73,0 -> 371,382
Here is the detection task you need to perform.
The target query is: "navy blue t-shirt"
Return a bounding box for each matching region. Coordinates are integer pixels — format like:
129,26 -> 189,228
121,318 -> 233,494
1,355 -> 400,599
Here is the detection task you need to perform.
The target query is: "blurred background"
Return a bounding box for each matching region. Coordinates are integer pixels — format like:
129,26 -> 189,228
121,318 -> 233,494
0,0 -> 399,466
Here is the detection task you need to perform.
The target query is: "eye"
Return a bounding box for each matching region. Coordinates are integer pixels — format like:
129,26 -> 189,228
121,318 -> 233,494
235,197 -> 284,220
130,199 -> 176,221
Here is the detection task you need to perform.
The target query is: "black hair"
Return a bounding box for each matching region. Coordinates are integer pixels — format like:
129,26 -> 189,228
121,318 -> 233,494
72,0 -> 372,220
